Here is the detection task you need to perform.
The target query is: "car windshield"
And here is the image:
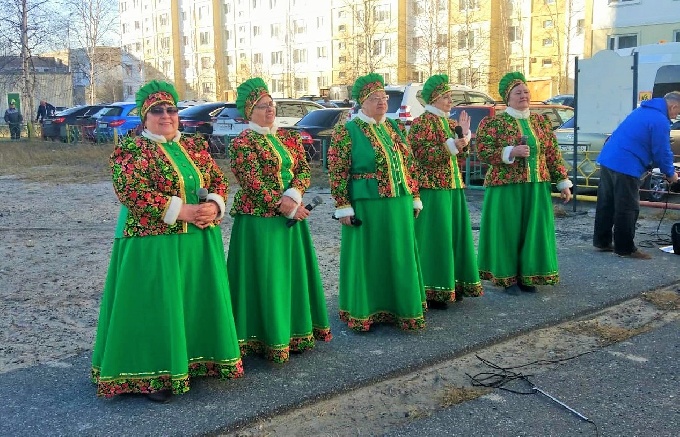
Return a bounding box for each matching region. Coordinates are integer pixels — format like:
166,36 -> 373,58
217,106 -> 242,120
450,107 -> 492,133
560,117 -> 575,129
179,103 -> 223,116
386,90 -> 404,113
57,106 -> 85,116
99,107 -> 123,117
295,109 -> 342,127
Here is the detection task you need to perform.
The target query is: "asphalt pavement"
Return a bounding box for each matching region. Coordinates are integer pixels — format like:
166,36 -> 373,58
2,201 -> 679,436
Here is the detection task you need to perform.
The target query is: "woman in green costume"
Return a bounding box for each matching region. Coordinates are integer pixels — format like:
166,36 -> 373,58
476,72 -> 573,295
408,74 -> 483,308
327,73 -> 426,332
227,78 -> 331,363
91,80 -> 244,402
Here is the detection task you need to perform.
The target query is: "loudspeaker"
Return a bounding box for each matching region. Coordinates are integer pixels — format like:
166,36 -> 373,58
672,223 -> 680,255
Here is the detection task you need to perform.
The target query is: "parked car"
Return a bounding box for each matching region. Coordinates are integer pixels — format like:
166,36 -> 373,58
92,102 -> 142,142
41,105 -> 105,141
351,83 -> 494,126
274,99 -> 325,126
211,103 -> 249,142
281,108 -> 351,161
544,94 -> 575,108
178,102 -> 228,137
449,102 -> 574,184
554,117 -> 610,191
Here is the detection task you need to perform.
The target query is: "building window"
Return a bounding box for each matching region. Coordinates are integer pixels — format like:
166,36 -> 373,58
339,56 -> 346,63
338,41 -> 346,50
159,13 -> 168,26
457,68 -> 472,86
437,33 -> 448,47
226,56 -> 233,65
271,79 -> 283,93
271,23 -> 280,37
317,46 -> 327,58
545,0 -> 555,4
338,24 -> 346,32
294,20 -> 306,34
674,30 -> 680,42
254,53 -> 263,63
338,10 -> 346,18
225,3 -> 231,13
239,52 -> 246,59
202,82 -> 214,94
134,21 -> 140,30
199,5 -> 209,20
252,0 -> 258,8
160,37 -> 170,50
412,36 -> 423,50
608,34 -> 637,50
457,30 -> 476,49
135,42 -> 141,51
183,59 -> 190,69
543,38 -> 553,47
269,0 -> 277,8
225,30 -> 231,40
201,57 -> 212,69
373,39 -> 391,56
200,32 -> 210,45
271,51 -> 283,64
318,75 -> 328,87
459,0 -> 479,10
508,26 -> 520,42
381,72 -> 391,84
317,16 -> 324,28
122,23 -> 129,33
542,58 -> 553,67
576,19 -> 585,35
295,78 -> 308,92
253,26 -> 261,36
374,5 -> 390,21
339,71 -> 346,79
543,20 -> 553,28
293,49 -> 307,63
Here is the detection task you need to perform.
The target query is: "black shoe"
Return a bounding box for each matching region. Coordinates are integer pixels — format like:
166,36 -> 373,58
146,389 -> 172,403
518,283 -> 537,293
427,299 -> 449,310
504,284 -> 522,296
454,292 -> 464,302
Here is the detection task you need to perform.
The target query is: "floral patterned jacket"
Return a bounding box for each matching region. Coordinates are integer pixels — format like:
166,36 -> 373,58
229,128 -> 310,217
328,117 -> 420,210
476,112 -> 570,187
110,134 -> 228,237
408,111 -> 468,190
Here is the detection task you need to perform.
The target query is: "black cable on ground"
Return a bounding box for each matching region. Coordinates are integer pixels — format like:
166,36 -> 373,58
466,353 -> 600,437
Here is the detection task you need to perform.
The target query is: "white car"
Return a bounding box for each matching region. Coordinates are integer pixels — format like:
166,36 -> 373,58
350,83 -> 494,126
213,99 -> 325,139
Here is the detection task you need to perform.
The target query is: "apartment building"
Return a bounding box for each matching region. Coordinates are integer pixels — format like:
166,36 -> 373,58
592,0 -> 680,53
118,0 -> 598,102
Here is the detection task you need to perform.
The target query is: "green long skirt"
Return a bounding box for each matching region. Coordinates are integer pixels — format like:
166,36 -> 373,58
227,214 -> 332,363
477,182 -> 560,288
414,189 -> 483,302
91,225 -> 244,398
338,195 -> 426,332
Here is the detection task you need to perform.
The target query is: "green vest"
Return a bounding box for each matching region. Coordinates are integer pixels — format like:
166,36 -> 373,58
346,118 -> 409,200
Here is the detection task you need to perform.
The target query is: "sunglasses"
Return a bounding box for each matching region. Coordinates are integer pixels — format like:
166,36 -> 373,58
148,106 -> 179,115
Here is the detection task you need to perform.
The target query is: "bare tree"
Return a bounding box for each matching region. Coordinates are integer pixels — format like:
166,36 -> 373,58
65,0 -> 119,104
409,0 -> 449,81
451,2 -> 491,89
337,0 -> 397,86
0,0 -> 62,135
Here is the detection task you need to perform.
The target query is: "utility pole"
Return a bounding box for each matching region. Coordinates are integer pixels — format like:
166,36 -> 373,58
20,0 -> 35,137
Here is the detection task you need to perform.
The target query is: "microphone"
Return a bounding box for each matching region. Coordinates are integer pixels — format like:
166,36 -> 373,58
519,135 -> 528,145
454,125 -> 464,139
197,187 -> 209,203
332,215 -> 363,227
286,195 -> 324,227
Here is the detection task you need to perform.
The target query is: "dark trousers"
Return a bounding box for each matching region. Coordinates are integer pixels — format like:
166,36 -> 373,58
8,123 -> 21,139
593,165 -> 640,255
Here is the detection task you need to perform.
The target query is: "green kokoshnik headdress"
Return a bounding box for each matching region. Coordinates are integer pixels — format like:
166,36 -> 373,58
135,80 -> 179,120
236,77 -> 270,119
352,73 -> 385,105
422,74 -> 451,104
499,71 -> 527,104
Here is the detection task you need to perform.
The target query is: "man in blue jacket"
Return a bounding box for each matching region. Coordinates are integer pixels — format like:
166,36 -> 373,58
593,91 -> 680,259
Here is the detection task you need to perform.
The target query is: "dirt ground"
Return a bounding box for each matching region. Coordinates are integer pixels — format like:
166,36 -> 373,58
1,162 -> 679,435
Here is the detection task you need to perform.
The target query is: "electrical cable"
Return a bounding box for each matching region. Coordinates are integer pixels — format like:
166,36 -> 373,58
466,353 -> 600,437
637,171 -> 677,248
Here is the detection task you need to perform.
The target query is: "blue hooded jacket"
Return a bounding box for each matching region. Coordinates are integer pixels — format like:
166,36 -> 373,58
597,98 -> 674,178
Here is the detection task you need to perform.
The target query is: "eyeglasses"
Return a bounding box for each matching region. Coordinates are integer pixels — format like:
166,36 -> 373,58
148,106 -> 179,115
367,95 -> 389,103
254,102 -> 277,110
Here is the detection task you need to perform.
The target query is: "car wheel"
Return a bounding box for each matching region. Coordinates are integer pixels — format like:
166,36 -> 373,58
641,174 -> 668,202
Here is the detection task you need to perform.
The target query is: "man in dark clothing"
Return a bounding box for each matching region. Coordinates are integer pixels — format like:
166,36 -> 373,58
4,100 -> 23,140
36,100 -> 56,123
593,91 -> 680,259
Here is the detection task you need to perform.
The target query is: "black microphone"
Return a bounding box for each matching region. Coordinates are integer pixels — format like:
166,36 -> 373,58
519,135 -> 528,145
332,215 -> 363,227
454,125 -> 464,139
286,195 -> 324,227
197,187 -> 209,203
